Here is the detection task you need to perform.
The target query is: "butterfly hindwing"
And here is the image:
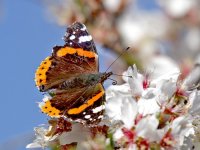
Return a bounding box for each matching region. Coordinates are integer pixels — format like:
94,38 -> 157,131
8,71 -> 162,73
40,83 -> 105,124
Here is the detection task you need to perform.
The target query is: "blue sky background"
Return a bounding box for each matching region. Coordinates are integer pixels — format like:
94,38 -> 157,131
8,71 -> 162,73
0,0 -> 158,149
0,0 -> 65,149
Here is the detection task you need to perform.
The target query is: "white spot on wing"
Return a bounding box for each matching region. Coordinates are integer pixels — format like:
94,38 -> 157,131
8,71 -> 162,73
92,105 -> 105,113
98,115 -> 103,119
88,35 -> 92,40
69,35 -> 75,40
85,115 -> 91,119
79,35 -> 92,43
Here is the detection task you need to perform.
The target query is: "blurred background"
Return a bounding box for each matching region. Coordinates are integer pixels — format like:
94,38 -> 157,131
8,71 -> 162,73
0,0 -> 199,149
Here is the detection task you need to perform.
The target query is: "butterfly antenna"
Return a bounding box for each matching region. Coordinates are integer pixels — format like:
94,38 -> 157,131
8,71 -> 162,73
105,47 -> 130,72
112,73 -> 132,78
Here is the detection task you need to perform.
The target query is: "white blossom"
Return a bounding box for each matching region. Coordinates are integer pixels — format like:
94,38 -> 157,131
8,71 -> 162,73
158,0 -> 196,18
26,126 -> 57,149
105,85 -> 138,128
58,123 -> 91,146
105,64 -> 198,149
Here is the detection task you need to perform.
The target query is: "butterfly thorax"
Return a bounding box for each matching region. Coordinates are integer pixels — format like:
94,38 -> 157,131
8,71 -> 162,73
59,72 -> 112,90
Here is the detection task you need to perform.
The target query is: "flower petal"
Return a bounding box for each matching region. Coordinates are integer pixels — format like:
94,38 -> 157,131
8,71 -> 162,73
58,123 -> 91,145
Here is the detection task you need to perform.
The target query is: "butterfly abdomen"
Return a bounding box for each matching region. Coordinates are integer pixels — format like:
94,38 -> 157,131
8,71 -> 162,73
59,77 -> 85,89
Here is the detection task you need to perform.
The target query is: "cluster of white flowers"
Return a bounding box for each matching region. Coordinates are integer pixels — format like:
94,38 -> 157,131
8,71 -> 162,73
27,65 -> 200,150
105,65 -> 200,149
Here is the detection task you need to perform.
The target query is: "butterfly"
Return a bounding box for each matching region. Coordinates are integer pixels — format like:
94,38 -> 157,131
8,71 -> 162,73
35,22 -> 112,125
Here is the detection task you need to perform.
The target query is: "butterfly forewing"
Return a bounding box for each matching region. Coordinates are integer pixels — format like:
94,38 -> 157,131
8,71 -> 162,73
40,83 -> 105,125
64,22 -> 97,53
35,23 -> 99,91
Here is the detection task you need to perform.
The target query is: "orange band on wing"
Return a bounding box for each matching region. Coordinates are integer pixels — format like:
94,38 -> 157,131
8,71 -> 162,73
67,89 -> 104,115
56,47 -> 96,58
35,56 -> 52,86
40,100 -> 61,117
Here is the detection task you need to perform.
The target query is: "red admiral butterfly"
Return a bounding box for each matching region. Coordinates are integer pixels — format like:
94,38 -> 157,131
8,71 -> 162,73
35,22 -> 112,125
